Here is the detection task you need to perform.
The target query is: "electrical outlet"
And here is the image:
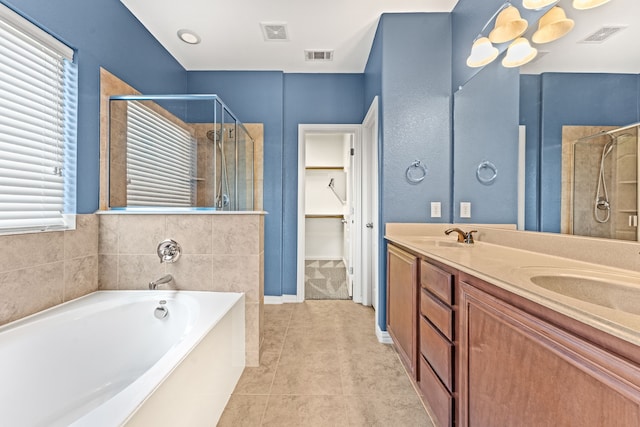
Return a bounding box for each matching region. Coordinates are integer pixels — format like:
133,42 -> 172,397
430,202 -> 441,218
460,202 -> 471,218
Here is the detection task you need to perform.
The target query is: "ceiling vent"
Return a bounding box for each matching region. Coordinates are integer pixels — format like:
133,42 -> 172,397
261,22 -> 289,41
304,50 -> 334,61
580,26 -> 626,44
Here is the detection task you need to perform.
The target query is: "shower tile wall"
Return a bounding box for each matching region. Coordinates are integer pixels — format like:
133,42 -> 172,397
98,213 -> 265,366
0,215 -> 99,326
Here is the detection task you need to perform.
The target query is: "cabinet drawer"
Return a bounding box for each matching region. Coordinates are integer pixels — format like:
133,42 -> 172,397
420,316 -> 453,391
419,355 -> 453,427
421,289 -> 454,340
421,261 -> 454,305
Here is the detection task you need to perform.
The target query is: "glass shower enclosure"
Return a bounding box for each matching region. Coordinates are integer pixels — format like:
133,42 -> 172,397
108,95 -> 254,211
572,125 -> 639,241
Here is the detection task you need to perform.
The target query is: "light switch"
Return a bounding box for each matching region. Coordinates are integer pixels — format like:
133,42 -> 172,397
460,202 -> 471,218
430,202 -> 441,218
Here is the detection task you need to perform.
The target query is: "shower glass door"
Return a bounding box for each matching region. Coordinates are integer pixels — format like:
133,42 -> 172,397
572,128 -> 639,241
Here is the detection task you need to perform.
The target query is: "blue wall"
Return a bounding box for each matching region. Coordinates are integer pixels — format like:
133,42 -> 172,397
366,13 -> 452,330
187,71 -> 285,296
282,74 -> 365,295
520,73 -> 640,232
2,0 -> 187,214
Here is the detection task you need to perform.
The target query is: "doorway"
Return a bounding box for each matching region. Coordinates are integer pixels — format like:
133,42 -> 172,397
297,97 -> 380,309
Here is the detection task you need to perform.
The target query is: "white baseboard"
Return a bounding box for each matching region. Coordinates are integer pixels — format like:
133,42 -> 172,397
376,324 -> 392,344
264,294 -> 300,304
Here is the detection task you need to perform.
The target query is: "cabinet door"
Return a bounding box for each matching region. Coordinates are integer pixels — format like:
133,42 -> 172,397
458,281 -> 640,427
387,244 -> 418,375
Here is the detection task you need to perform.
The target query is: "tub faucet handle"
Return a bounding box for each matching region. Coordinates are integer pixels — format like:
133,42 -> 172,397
157,239 -> 181,263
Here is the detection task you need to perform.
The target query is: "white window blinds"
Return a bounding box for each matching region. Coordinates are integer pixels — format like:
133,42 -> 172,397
0,4 -> 77,234
126,101 -> 195,206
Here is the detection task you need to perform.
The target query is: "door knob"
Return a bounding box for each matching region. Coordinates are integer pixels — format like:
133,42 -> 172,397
366,222 -> 373,228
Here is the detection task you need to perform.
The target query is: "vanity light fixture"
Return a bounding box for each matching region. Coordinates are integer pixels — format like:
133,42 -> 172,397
573,0 -> 612,10
502,37 -> 538,67
488,5 -> 529,44
177,29 -> 201,45
532,6 -> 575,44
522,0 -> 558,10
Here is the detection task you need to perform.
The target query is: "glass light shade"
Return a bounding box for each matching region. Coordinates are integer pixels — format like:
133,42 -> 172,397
466,37 -> 499,68
502,37 -> 538,68
488,6 -> 528,44
573,0 -> 612,10
523,0 -> 558,9
532,7 -> 575,44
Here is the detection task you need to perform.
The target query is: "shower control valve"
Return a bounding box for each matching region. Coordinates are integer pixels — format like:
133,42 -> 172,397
157,239 -> 181,263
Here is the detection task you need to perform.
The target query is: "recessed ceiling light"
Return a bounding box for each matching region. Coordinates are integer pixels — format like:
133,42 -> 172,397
177,29 -> 201,45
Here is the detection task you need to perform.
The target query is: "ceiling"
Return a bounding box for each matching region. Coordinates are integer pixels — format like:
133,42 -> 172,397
120,0 -> 638,74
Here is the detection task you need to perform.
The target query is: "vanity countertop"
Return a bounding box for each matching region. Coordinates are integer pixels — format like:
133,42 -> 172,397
385,227 -> 640,347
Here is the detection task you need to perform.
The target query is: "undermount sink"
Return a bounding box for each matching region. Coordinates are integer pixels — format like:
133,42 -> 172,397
528,271 -> 640,316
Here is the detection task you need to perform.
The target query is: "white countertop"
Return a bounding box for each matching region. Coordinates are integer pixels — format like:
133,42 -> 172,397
385,230 -> 640,347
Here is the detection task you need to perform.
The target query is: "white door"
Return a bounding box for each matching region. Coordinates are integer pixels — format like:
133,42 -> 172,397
361,97 -> 379,309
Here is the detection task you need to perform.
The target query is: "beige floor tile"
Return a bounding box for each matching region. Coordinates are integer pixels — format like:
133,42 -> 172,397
340,349 -> 417,396
262,325 -> 287,353
282,323 -> 339,354
345,394 -> 433,427
217,394 -> 268,426
233,351 -> 280,395
262,395 -> 348,427
271,351 -> 343,395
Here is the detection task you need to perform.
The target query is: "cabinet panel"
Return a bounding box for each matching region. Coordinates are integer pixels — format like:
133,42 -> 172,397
421,288 -> 453,340
387,244 -> 418,375
420,316 -> 453,391
459,282 -> 640,427
419,355 -> 453,427
421,260 -> 453,304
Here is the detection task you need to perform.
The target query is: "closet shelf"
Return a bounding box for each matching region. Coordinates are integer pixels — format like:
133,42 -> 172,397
305,166 -> 344,170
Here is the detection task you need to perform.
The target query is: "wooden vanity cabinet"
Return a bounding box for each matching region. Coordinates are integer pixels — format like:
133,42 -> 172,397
458,273 -> 640,427
419,260 -> 456,427
386,244 -> 419,375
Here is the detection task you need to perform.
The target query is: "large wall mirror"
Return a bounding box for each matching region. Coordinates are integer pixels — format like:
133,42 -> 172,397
454,0 -> 639,242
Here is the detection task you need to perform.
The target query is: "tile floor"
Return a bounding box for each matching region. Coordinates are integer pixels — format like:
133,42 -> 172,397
218,300 -> 434,426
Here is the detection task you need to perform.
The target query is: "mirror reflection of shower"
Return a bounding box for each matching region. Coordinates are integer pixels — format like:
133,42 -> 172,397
206,128 -> 235,209
594,133 -> 634,223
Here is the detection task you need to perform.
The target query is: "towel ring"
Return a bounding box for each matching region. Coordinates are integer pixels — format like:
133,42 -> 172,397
476,161 -> 498,185
406,160 -> 427,184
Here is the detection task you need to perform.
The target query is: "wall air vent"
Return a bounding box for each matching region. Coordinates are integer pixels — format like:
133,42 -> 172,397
261,22 -> 289,41
304,50 -> 334,61
580,26 -> 626,44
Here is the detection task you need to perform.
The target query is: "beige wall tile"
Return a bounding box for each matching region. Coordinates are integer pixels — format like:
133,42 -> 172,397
98,254 -> 119,290
0,231 -> 64,273
118,254 -> 164,290
212,215 -> 260,255
65,215 -> 99,260
98,214 -> 119,254
166,215 -> 213,254
64,256 -> 99,301
0,262 -> 64,326
212,255 -> 259,301
118,215 -> 166,254
165,254 -> 213,290
245,302 -> 260,367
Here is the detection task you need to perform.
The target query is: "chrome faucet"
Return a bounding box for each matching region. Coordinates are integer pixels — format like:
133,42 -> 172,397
149,274 -> 174,290
444,228 -> 477,244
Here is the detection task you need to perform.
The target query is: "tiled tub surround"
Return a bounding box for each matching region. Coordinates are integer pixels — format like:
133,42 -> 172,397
0,214 -> 99,326
98,212 -> 265,366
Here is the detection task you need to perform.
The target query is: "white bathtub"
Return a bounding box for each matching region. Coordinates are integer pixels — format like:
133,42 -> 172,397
0,290 -> 245,427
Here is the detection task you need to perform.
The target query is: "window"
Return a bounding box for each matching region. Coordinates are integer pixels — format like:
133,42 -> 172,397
0,4 -> 77,234
125,101 -> 196,207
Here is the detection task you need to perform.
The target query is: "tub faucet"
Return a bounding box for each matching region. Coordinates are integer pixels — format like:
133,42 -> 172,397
444,228 -> 477,244
149,274 -> 174,290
